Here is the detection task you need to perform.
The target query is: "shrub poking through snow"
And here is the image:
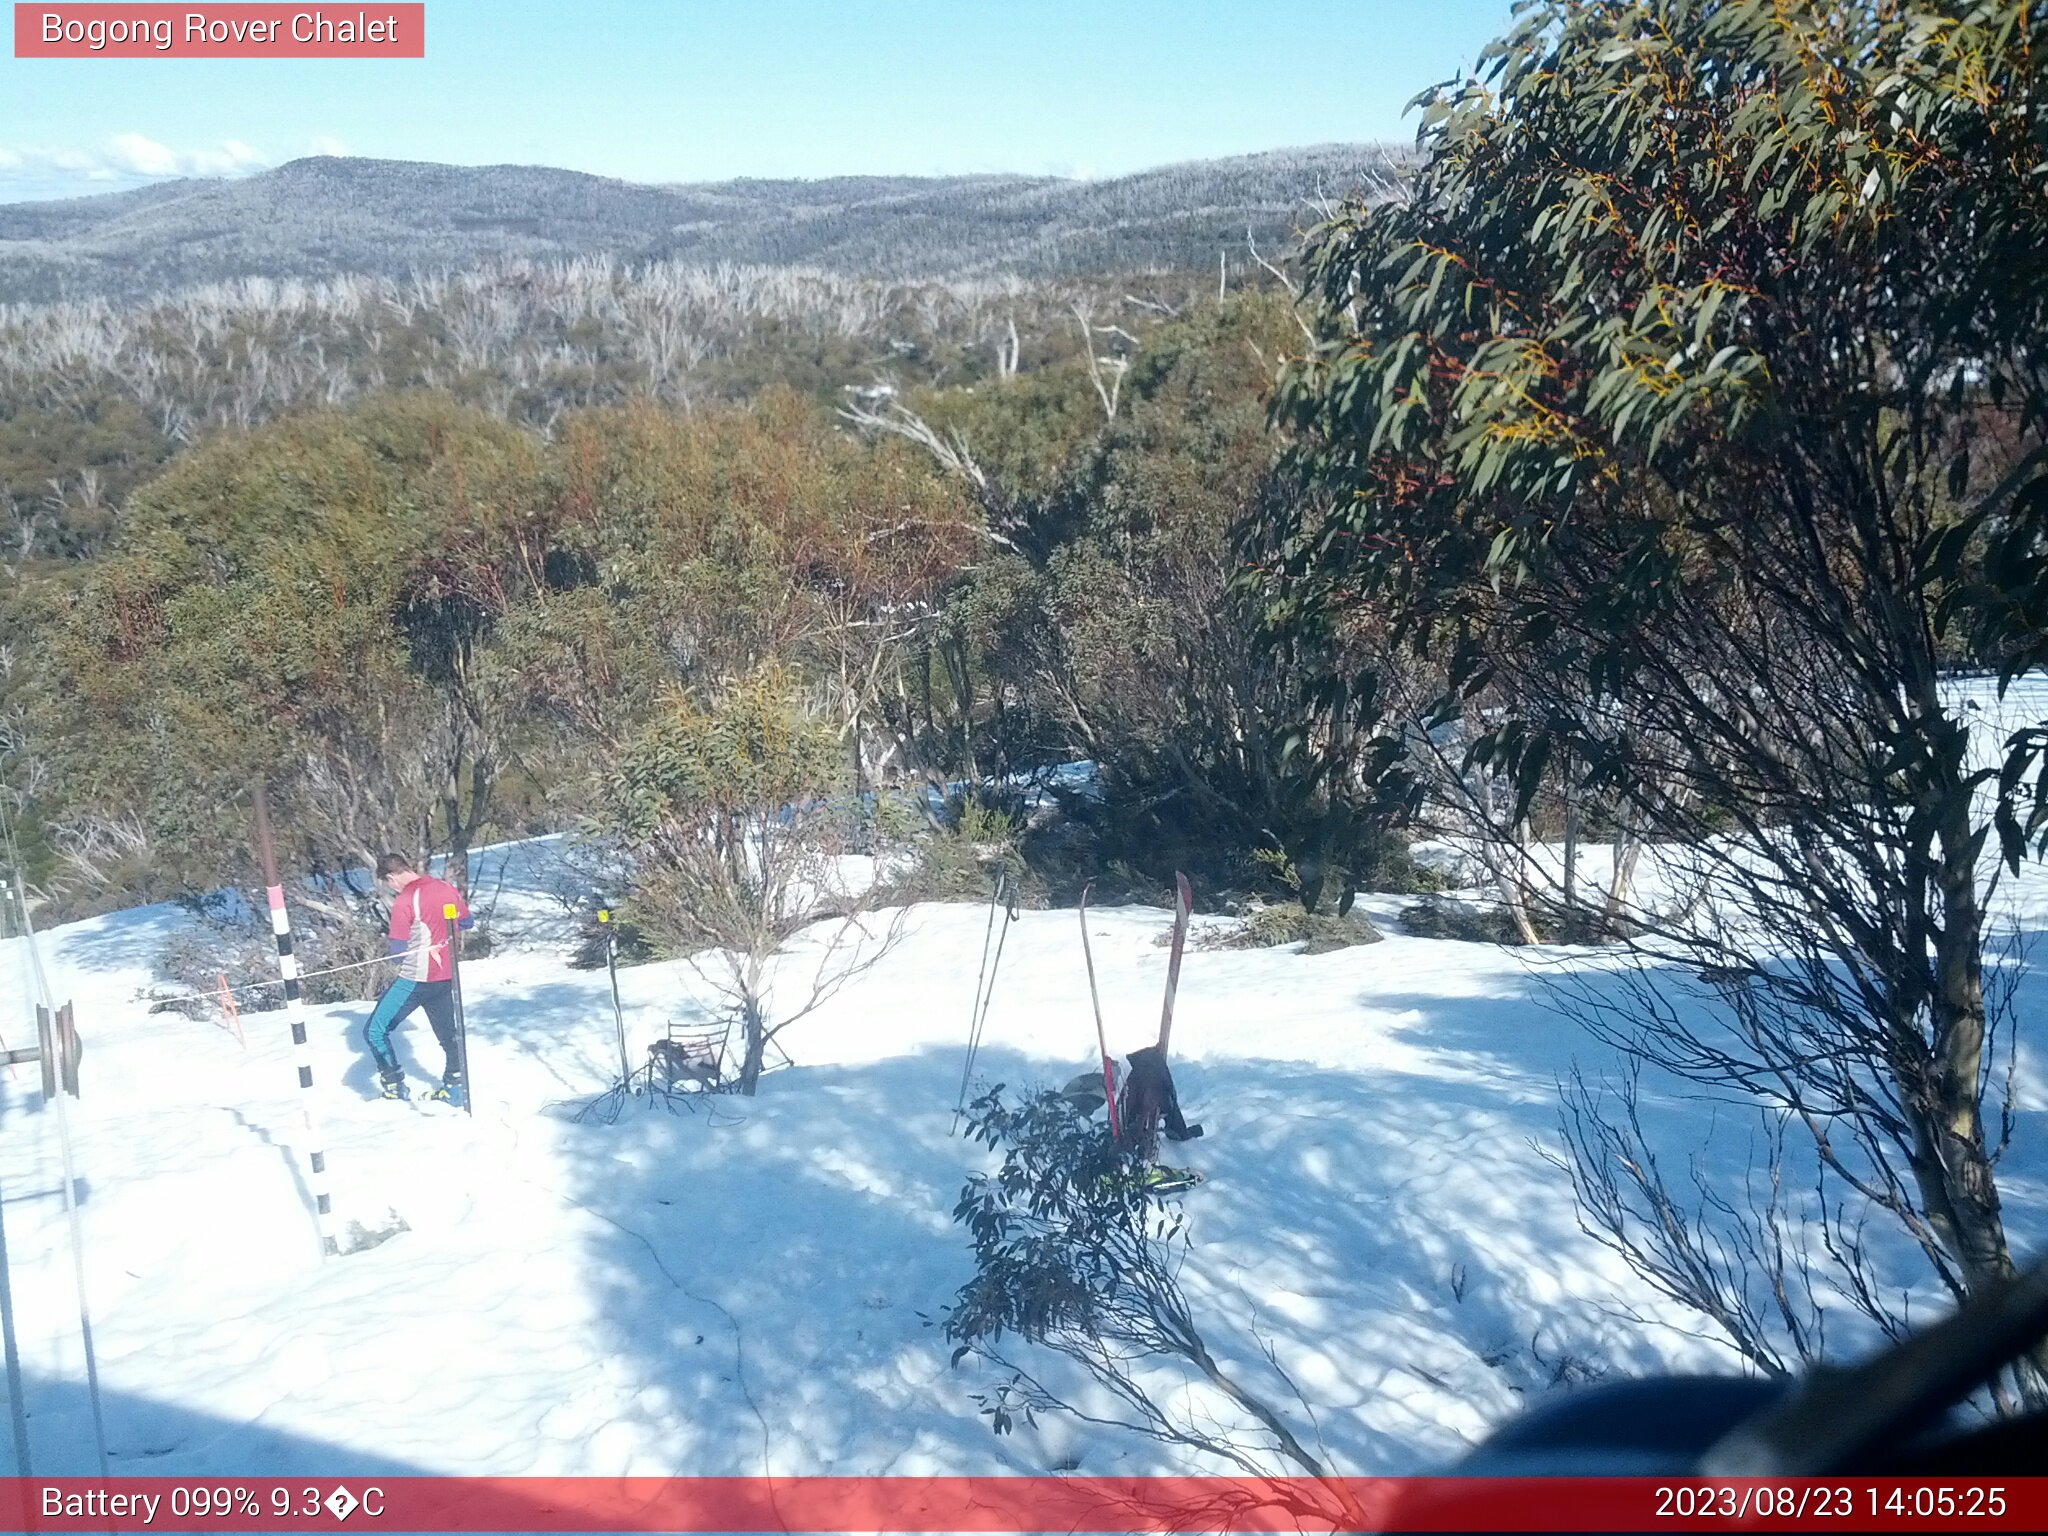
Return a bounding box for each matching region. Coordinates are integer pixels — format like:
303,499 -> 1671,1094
887,793 -> 1039,907
1395,896 -> 1624,947
154,884 -> 393,1013
1396,897 -> 1538,947
1211,902 -> 1381,954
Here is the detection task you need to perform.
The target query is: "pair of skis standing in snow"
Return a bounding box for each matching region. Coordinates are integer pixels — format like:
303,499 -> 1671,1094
956,868 -> 1204,1189
1079,873 -> 1205,1188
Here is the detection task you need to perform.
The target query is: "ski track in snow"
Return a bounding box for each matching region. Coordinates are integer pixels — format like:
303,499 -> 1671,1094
3,680 -> 2045,1477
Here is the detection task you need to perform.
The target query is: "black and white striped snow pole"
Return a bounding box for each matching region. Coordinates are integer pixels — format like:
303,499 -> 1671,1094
254,781 -> 341,1259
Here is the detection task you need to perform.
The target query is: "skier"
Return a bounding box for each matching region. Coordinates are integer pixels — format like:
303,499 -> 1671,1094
364,853 -> 472,1104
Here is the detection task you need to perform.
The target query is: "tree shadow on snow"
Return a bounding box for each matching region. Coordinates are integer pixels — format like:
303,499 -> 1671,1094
6,1371 -> 437,1477
540,1019 -> 1750,1479
541,1044 -> 1062,1477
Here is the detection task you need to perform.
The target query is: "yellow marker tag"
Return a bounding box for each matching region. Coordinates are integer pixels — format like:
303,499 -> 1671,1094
443,903 -> 459,921
598,909 -> 611,924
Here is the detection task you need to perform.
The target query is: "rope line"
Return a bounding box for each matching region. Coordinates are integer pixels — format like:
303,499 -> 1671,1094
139,939 -> 455,1010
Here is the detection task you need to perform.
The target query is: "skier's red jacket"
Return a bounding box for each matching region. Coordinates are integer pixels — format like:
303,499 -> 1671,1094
387,874 -> 471,983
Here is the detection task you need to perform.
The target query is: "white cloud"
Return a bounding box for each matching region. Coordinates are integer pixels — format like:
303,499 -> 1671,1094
0,134 -> 275,195
309,134 -> 351,158
107,132 -> 181,177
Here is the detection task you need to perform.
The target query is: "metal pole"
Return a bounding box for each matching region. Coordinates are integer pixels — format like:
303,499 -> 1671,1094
0,854 -> 39,1481
253,780 -> 340,1258
599,907 -> 630,1087
0,1168 -> 32,1478
1,792 -> 107,1474
443,901 -> 472,1118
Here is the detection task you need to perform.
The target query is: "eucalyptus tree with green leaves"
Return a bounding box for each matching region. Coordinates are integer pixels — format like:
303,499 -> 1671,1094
1267,0 -> 2047,1385
35,395 -> 541,900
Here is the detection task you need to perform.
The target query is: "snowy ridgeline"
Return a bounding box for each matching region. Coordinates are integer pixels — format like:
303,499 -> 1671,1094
1,689 -> 2044,1479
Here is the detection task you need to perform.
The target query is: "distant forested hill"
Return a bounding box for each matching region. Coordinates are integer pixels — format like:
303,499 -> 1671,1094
0,145 -> 1403,302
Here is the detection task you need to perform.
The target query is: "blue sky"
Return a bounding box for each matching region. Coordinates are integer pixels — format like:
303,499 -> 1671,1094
1,1 -> 1519,204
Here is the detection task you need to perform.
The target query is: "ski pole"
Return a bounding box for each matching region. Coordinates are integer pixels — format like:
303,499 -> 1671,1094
953,860 -> 1008,1131
444,901 -> 473,1118
599,906 -> 631,1089
1078,881 -> 1122,1144
982,873 -> 1019,1031
967,870 -> 1020,1102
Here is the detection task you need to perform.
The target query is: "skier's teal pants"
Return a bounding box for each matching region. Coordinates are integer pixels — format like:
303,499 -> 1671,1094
364,977 -> 461,1083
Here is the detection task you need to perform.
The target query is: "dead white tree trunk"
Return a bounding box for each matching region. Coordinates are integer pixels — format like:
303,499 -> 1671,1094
837,400 -> 989,493
1072,302 -> 1126,421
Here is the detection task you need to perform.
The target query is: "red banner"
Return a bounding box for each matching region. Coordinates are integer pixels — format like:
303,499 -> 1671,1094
13,4 -> 423,57
4,1476 -> 2045,1532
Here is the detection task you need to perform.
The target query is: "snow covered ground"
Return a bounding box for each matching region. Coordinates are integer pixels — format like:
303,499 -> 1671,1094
3,688 -> 2044,1480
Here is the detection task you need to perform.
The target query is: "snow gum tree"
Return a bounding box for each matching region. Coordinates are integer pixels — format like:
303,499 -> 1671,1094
31,395 -> 538,900
605,667 -> 901,1094
946,1086 -> 1360,1515
1262,0 -> 2048,1387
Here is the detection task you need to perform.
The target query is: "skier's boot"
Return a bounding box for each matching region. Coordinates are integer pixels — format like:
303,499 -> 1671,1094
1140,1164 -> 1204,1193
378,1070 -> 410,1102
1094,1159 -> 1204,1197
424,1071 -> 466,1109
